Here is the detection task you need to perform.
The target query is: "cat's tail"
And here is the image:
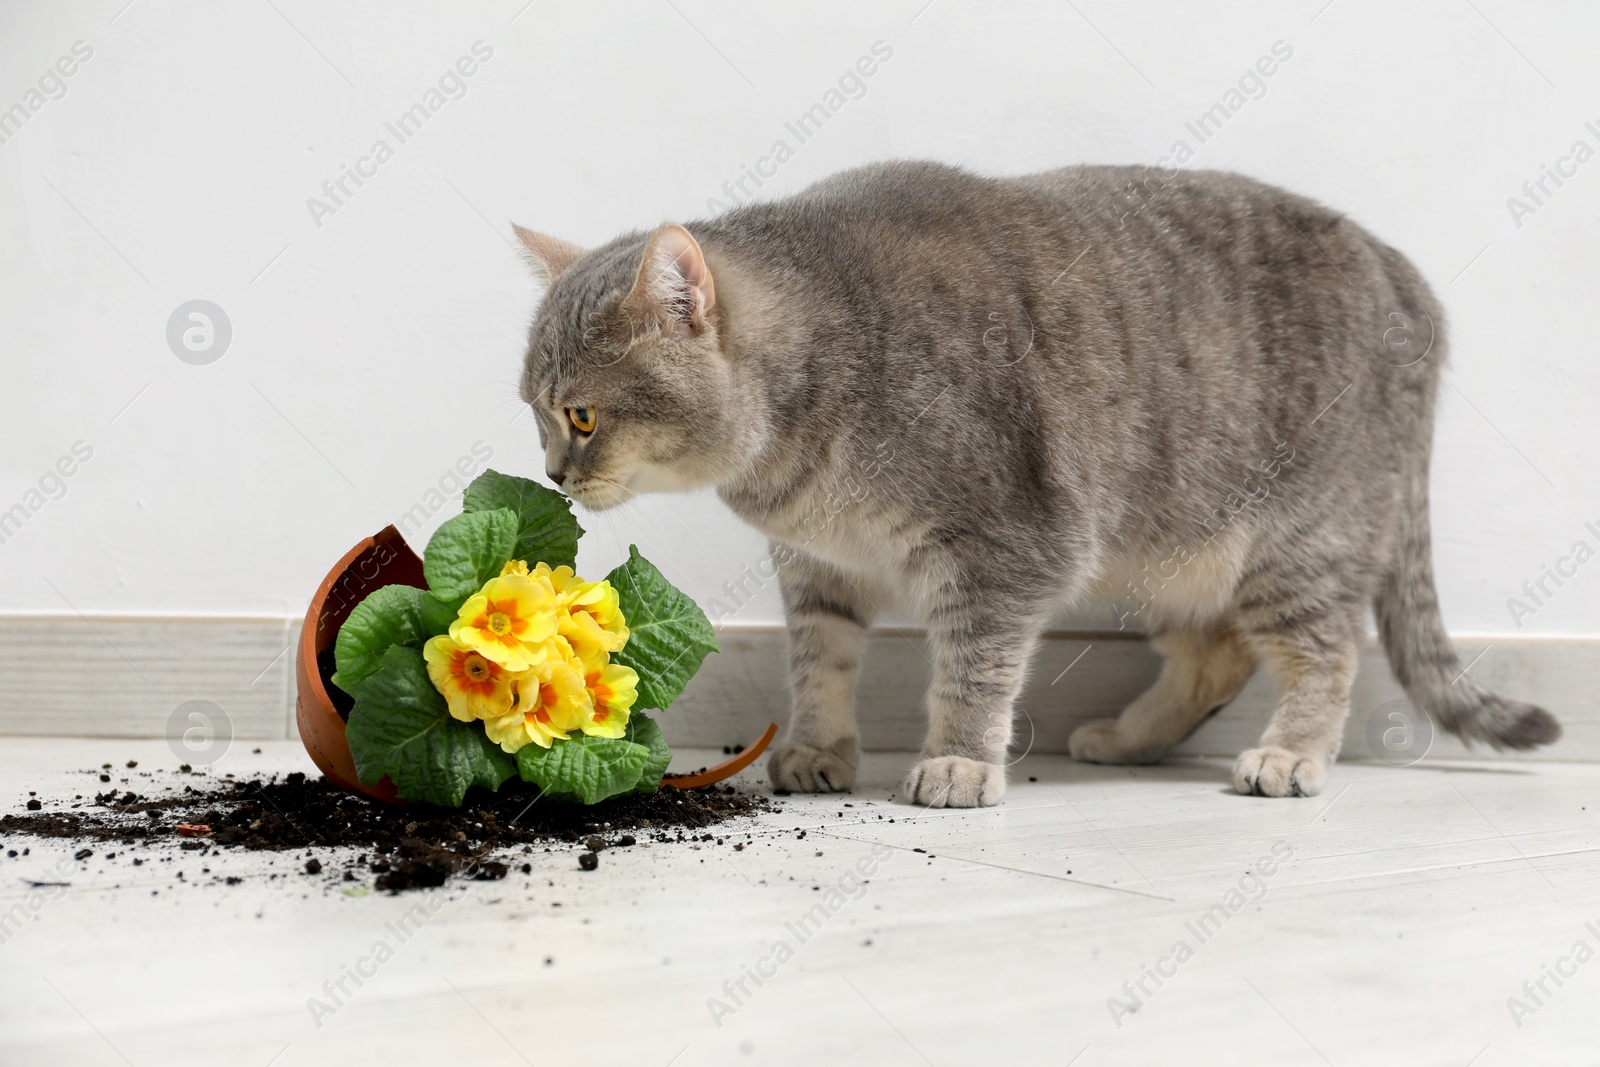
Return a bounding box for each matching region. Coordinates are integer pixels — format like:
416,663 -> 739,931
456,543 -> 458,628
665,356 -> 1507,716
1373,441 -> 1561,750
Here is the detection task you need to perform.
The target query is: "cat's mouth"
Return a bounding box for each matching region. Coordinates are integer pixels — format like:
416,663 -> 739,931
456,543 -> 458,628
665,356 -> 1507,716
564,475 -> 635,512
564,462 -> 699,511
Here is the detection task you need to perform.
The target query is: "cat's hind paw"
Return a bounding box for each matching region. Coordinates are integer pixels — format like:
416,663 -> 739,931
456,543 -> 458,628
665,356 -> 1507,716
767,740 -> 857,793
1232,746 -> 1326,797
903,756 -> 1005,808
1068,719 -> 1165,765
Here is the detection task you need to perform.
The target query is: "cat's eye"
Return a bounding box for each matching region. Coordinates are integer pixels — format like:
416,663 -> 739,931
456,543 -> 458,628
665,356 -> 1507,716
567,406 -> 598,434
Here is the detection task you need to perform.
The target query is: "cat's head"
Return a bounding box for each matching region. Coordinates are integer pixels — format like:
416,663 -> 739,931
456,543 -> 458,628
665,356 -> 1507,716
513,222 -> 755,511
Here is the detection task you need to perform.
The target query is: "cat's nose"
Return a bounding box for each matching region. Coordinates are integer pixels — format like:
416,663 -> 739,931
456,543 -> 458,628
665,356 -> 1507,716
548,471 -> 565,487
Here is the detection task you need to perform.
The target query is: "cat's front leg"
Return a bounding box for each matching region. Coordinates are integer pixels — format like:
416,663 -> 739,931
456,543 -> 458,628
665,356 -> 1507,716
905,594 -> 1045,808
767,546 -> 874,793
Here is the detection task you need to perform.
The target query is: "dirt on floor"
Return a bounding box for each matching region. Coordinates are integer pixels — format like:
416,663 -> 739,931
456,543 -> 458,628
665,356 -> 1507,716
2,764 -> 779,892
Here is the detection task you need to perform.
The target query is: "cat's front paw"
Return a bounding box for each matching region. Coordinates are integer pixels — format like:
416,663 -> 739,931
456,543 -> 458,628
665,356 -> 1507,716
768,740 -> 857,793
903,756 -> 1004,808
1232,746 -> 1326,797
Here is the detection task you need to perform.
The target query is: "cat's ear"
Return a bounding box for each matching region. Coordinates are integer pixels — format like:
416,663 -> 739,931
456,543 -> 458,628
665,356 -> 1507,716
511,224 -> 585,284
623,223 -> 715,338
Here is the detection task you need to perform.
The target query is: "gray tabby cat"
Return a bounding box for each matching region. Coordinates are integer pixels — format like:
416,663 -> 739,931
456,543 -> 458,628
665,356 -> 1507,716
513,161 -> 1560,807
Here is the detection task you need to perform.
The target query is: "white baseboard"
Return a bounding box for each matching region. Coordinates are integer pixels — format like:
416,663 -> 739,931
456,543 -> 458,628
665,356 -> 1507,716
0,615 -> 297,746
679,628 -> 1600,763
1,616 -> 1594,764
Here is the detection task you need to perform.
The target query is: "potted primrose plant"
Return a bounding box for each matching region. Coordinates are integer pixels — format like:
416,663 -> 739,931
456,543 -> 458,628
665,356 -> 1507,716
293,468 -> 775,806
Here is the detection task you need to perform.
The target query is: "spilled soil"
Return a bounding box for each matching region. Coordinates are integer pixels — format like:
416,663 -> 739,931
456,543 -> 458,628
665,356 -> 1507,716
2,764 -> 778,893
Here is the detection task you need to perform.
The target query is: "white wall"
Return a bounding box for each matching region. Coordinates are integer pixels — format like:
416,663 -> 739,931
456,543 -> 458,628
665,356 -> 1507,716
2,0 -> 1597,638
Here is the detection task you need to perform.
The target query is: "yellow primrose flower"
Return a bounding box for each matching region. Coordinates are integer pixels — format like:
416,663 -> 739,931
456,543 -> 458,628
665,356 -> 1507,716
532,563 -> 630,656
449,571 -> 559,672
581,661 -> 639,739
422,635 -> 515,722
500,560 -> 529,577
482,652 -> 592,753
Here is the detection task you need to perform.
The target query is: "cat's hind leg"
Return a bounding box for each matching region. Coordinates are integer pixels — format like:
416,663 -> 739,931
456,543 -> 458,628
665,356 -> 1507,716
1069,624 -> 1257,765
767,547 -> 873,793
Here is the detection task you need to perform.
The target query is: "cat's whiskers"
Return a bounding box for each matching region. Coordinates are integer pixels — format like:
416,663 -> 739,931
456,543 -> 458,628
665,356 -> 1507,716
565,472 -> 643,514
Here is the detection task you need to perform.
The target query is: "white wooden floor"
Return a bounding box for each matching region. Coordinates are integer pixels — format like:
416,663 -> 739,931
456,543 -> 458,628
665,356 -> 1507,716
1,739 -> 1597,1066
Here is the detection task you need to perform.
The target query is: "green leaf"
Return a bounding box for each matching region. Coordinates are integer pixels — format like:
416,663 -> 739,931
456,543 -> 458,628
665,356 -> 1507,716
422,508 -> 519,602
606,546 -> 720,711
626,713 -> 672,794
418,590 -> 462,636
516,735 -> 650,805
463,469 -> 583,570
332,585 -> 431,697
346,645 -> 516,807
